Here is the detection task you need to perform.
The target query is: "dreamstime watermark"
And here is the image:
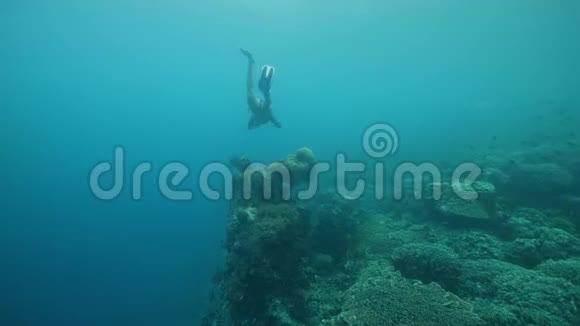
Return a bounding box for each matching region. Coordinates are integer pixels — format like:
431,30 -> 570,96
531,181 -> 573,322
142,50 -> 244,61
89,123 -> 482,201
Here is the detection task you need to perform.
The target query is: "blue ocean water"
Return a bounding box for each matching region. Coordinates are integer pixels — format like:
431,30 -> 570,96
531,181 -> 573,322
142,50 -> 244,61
1,1 -> 579,325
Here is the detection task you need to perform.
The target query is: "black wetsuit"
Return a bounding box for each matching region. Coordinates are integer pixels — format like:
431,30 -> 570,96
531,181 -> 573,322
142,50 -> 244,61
243,51 -> 281,129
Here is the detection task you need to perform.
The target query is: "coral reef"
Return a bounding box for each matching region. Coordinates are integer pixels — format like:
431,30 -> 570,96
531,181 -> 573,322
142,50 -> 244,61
282,147 -> 317,184
476,144 -> 579,206
504,226 -> 580,267
331,261 -> 483,326
431,181 -> 498,225
391,243 -> 461,290
458,259 -> 580,325
309,193 -> 361,264
221,202 -> 310,325
536,258 -> 580,285
229,147 -> 317,203
444,231 -> 505,260
204,140 -> 580,326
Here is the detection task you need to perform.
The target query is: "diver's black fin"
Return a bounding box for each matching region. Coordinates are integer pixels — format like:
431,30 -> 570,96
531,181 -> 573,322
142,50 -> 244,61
259,65 -> 275,93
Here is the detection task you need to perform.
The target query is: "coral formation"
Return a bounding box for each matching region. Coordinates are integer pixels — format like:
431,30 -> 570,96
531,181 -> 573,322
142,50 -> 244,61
458,259 -> 580,325
432,181 -> 498,224
536,258 -> 580,285
229,148 -> 317,203
391,243 -> 461,290
444,231 -> 505,260
204,140 -> 580,326
282,147 -> 317,184
295,147 -> 316,165
332,262 -> 483,326
505,226 -> 580,267
310,193 -> 361,263
222,202 -> 310,325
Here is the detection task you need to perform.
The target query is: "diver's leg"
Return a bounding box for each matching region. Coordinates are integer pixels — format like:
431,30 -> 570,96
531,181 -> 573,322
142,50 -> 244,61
241,48 -> 260,110
258,65 -> 274,97
246,56 -> 254,96
241,48 -> 254,63
259,65 -> 274,109
263,91 -> 272,108
241,48 -> 255,95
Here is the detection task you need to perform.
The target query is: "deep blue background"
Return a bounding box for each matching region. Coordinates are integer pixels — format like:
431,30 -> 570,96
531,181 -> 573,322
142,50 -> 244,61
1,1 -> 579,324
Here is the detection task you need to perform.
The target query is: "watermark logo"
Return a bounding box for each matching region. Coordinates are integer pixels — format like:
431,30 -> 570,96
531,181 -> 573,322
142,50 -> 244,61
89,123 -> 482,202
362,123 -> 399,158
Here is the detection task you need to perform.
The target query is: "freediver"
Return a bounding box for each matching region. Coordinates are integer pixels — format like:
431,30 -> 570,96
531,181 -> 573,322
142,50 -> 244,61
240,48 -> 281,129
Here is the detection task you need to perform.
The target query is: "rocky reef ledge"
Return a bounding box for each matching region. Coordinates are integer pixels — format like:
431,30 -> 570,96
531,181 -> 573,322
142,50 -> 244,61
202,146 -> 580,326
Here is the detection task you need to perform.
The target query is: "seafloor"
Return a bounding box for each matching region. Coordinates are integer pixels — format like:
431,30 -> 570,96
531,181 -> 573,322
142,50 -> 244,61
203,141 -> 580,326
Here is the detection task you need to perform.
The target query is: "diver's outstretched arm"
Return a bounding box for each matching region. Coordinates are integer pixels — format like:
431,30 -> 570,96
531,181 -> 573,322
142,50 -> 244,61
270,115 -> 282,128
